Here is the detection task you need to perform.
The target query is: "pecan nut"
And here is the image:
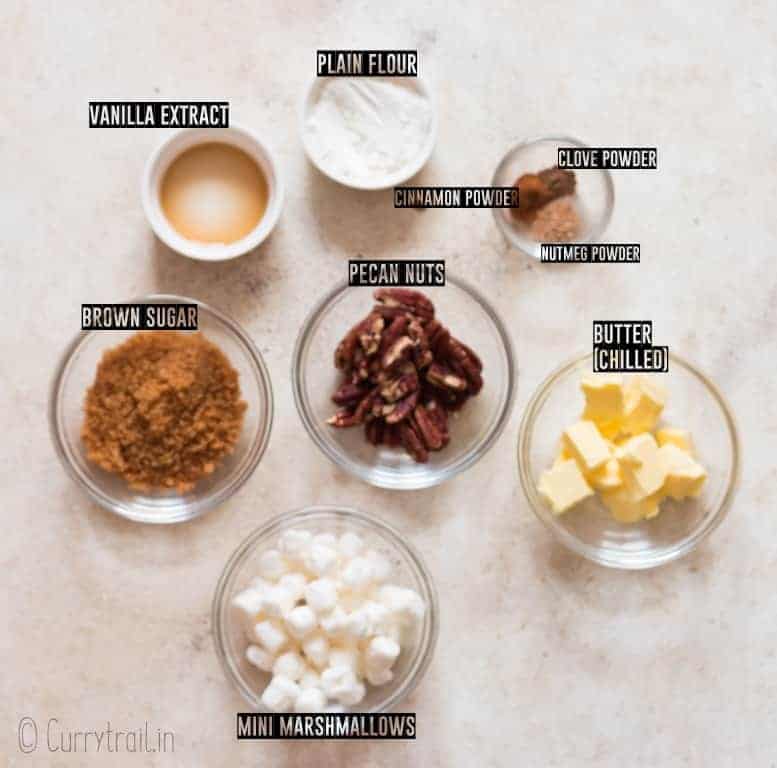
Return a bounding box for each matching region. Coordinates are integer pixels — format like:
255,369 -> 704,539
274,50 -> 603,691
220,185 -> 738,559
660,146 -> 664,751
374,288 -> 435,323
327,288 -> 483,463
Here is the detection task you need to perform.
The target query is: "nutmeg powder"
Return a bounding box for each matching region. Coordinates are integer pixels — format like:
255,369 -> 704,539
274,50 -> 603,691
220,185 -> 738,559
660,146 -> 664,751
81,331 -> 247,492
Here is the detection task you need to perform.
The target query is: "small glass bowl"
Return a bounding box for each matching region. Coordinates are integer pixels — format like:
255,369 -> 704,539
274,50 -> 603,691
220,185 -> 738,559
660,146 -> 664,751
518,353 -> 739,569
212,505 -> 439,712
48,294 -> 274,524
491,135 -> 614,260
292,276 -> 516,489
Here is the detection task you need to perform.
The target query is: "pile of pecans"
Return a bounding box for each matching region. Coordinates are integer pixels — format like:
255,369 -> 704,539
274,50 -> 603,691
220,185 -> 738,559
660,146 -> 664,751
327,288 -> 483,463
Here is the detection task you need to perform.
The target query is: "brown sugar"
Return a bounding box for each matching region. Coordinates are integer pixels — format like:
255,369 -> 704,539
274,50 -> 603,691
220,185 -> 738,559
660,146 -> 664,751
81,331 -> 247,492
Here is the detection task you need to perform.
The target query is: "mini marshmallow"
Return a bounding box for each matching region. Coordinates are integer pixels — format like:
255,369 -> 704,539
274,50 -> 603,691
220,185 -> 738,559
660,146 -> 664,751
279,572 -> 307,603
273,650 -> 308,681
319,605 -> 349,638
302,633 -> 330,669
377,585 -> 426,626
365,666 -> 394,686
365,636 -> 400,670
278,528 -> 313,563
329,645 -> 361,674
245,644 -> 275,673
258,549 -> 289,581
231,587 -> 265,632
341,557 -> 373,592
364,549 -> 392,584
304,578 -> 338,614
253,620 -> 288,655
305,543 -> 339,577
321,666 -> 366,707
344,601 -> 391,640
299,669 -> 322,690
295,687 -> 326,713
312,532 -> 338,549
338,531 -> 364,558
261,584 -> 296,618
286,605 -> 317,640
261,675 -> 299,712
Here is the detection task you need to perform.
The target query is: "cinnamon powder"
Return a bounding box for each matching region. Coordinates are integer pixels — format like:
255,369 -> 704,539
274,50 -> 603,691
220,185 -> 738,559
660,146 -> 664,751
81,331 -> 247,492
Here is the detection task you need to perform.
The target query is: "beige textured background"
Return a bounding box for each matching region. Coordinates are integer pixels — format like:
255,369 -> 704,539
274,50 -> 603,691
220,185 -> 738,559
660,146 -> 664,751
3,1 -> 777,766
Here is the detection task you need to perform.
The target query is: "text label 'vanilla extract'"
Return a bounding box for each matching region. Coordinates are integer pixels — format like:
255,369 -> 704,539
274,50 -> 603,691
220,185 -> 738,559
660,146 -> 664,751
88,102 -> 229,128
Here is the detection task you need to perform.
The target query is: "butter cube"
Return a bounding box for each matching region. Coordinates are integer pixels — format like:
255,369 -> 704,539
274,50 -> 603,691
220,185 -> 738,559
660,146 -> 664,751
656,427 -> 693,455
601,485 -> 663,523
622,376 -> 666,434
616,433 -> 666,499
553,442 -> 573,468
581,374 -> 624,425
538,459 -> 594,515
563,421 -> 611,472
587,457 -> 623,491
596,420 -> 623,439
659,444 -> 706,499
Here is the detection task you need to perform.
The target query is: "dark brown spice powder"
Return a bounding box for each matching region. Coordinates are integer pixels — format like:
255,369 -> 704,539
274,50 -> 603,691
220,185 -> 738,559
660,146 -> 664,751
81,331 -> 247,492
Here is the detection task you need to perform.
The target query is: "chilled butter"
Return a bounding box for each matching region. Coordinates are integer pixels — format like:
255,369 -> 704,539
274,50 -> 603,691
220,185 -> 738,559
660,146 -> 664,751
656,427 -> 693,454
586,457 -> 623,491
601,485 -> 662,523
622,376 -> 666,434
563,420 -> 611,472
581,374 -> 624,424
539,459 -> 594,515
659,444 -> 706,499
616,433 -> 666,498
538,373 -> 706,523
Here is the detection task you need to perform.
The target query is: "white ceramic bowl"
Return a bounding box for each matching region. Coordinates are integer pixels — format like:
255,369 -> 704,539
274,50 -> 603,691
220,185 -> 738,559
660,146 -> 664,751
142,124 -> 284,261
299,76 -> 437,190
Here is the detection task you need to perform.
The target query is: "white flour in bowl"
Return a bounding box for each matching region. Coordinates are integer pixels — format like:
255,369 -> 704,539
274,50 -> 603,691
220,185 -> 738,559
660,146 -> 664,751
303,78 -> 433,186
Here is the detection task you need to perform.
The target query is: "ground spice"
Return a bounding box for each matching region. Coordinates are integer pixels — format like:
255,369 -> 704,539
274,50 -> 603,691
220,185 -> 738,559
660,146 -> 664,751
528,196 -> 581,242
81,331 -> 247,492
511,166 -> 576,222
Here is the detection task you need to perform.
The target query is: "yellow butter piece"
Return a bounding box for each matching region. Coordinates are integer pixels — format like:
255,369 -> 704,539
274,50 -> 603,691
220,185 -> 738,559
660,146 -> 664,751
659,444 -> 706,499
656,427 -> 693,455
596,420 -> 623,439
601,485 -> 662,523
586,457 -> 623,491
581,374 -> 624,425
563,420 -> 611,472
538,459 -> 594,515
553,442 -> 573,468
622,375 -> 667,434
616,433 -> 666,499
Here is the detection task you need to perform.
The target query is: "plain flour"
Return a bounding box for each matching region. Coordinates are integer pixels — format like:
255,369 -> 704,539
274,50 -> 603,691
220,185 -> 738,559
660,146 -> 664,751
303,78 -> 433,185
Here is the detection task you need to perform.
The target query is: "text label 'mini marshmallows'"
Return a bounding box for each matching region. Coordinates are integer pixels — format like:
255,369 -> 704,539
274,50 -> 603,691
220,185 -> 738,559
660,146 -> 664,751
231,527 -> 426,712
539,374 -> 707,523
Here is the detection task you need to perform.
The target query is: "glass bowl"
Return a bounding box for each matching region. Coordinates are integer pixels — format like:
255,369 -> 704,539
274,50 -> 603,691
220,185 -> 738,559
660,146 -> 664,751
518,353 -> 739,569
48,294 -> 274,524
212,505 -> 439,712
292,276 -> 516,489
491,135 -> 614,260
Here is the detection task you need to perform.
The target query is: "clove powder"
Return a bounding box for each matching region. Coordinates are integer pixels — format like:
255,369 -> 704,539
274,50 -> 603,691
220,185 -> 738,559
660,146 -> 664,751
82,331 -> 247,492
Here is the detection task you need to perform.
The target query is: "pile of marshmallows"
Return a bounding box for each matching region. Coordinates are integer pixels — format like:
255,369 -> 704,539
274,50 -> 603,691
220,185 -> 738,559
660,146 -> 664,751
231,527 -> 426,712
